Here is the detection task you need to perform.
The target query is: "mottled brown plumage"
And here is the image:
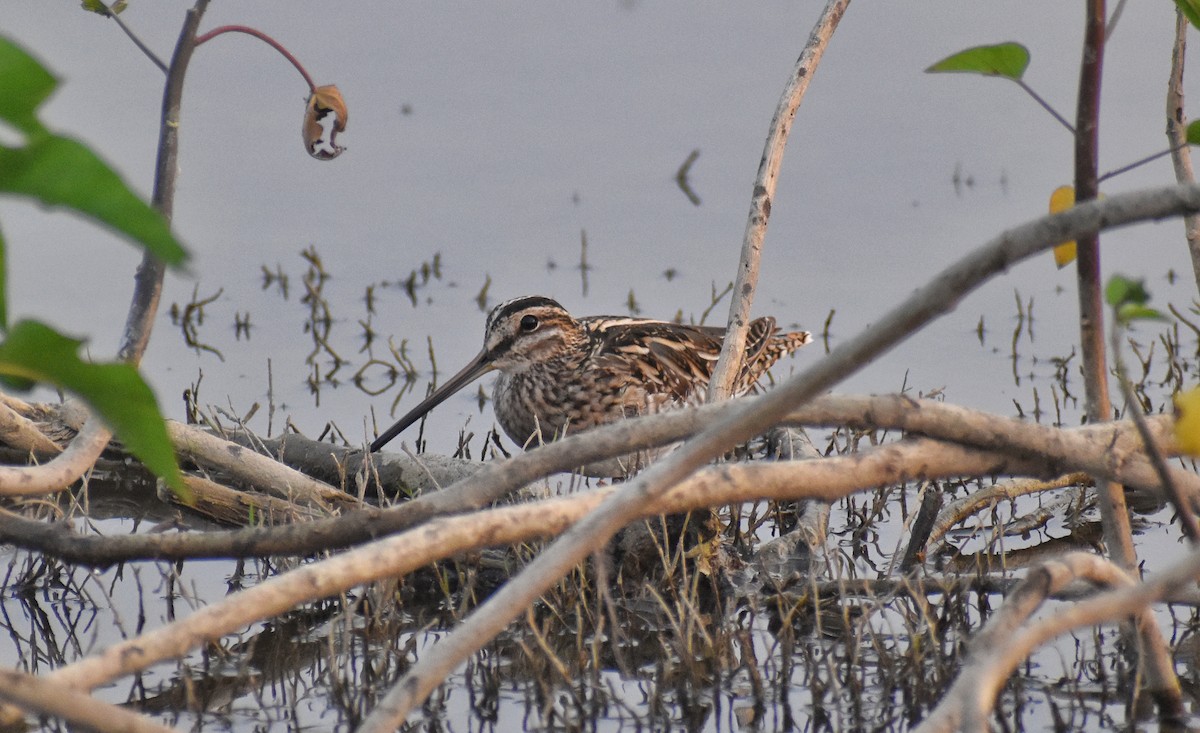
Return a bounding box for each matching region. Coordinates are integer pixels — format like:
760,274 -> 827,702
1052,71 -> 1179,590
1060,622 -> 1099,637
370,296 -> 811,454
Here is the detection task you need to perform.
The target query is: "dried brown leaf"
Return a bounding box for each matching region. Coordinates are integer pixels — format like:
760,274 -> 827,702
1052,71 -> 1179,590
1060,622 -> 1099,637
303,84 -> 348,160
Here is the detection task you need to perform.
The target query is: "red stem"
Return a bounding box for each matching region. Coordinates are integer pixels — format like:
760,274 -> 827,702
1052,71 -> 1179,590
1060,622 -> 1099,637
193,25 -> 316,93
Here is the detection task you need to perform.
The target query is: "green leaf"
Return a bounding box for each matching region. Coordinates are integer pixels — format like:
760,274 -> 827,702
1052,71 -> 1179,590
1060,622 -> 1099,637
1176,0 -> 1200,32
0,135 -> 187,267
1106,275 -> 1166,325
926,42 -> 1030,80
1187,120 -> 1200,146
1117,304 -> 1167,323
0,38 -> 55,136
0,319 -> 184,494
1104,274 -> 1150,309
80,0 -> 127,15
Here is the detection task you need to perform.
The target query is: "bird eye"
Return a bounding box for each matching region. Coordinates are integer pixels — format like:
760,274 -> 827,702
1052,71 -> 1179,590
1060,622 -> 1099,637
520,314 -> 539,332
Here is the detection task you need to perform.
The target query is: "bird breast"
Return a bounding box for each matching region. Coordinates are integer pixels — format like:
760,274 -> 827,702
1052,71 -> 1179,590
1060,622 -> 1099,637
491,361 -> 671,446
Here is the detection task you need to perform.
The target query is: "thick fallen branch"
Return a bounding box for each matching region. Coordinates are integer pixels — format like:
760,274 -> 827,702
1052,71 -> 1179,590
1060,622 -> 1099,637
166,420 -> 362,510
0,668 -> 174,733
0,419 -> 111,497
227,430 -> 483,496
34,435 -> 1026,696
166,474 -> 328,525
914,551 -> 1191,732
0,397 -> 62,455
26,426 -> 1186,702
0,394 -> 1186,564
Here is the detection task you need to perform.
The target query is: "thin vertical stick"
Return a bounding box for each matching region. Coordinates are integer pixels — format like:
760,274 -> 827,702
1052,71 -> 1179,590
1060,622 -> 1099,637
1166,9 -> 1200,295
116,0 -> 209,365
708,0 -> 850,400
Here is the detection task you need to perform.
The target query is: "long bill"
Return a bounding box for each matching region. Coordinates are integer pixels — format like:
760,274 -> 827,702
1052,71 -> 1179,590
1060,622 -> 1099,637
370,349 -> 497,452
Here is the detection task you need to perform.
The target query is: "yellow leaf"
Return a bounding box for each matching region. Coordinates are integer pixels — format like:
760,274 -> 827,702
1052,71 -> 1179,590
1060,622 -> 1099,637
1050,185 -> 1076,268
1174,386 -> 1200,455
303,84 -> 348,160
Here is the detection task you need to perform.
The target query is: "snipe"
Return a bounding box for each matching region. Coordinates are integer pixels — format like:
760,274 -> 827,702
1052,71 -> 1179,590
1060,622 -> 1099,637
370,296 -> 812,457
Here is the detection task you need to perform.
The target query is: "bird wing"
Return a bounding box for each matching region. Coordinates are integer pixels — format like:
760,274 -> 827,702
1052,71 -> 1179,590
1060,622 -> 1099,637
582,317 -> 726,401
579,314 -> 800,401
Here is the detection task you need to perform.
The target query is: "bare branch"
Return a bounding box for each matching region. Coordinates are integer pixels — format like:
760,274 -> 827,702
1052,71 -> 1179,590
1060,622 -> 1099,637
0,668 -> 174,733
93,0 -> 169,73
925,474 -> 1089,555
166,420 -> 361,510
915,551 -> 1187,732
0,389 -> 1191,564
0,419 -> 110,497
21,437 -> 1057,696
117,0 -> 208,365
709,0 -> 850,400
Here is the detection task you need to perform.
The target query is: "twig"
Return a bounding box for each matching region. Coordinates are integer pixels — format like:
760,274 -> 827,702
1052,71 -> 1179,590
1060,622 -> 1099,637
1097,146 -> 1180,183
924,473 -> 1090,556
193,25 -> 317,93
708,0 -> 850,400
1167,8 -> 1200,296
1015,78 -> 1075,135
897,482 -> 943,572
117,0 -> 207,365
94,0 -> 168,73
1110,326 -> 1200,542
1106,0 -> 1129,38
